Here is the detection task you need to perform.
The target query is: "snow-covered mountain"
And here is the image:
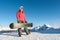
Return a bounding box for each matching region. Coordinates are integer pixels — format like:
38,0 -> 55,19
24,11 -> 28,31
38,24 -> 51,31
33,26 -> 41,31
33,24 -> 51,31
33,24 -> 60,33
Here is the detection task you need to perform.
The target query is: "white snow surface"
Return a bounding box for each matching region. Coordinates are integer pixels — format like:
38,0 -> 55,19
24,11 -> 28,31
0,27 -> 17,31
0,32 -> 60,40
0,27 -> 60,40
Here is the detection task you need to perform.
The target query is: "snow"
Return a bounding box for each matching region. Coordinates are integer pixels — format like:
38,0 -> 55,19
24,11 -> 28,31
0,26 -> 60,40
45,24 -> 52,28
0,27 -> 17,31
0,31 -> 60,40
0,32 -> 60,40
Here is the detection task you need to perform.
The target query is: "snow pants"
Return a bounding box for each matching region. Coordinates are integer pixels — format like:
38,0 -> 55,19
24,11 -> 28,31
17,21 -> 30,37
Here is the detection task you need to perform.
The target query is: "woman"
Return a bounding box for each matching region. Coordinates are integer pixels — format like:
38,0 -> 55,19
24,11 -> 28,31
16,6 -> 30,37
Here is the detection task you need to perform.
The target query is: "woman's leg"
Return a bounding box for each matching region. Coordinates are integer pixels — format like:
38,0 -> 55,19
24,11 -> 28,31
24,27 -> 30,35
18,28 -> 22,37
17,21 -> 24,37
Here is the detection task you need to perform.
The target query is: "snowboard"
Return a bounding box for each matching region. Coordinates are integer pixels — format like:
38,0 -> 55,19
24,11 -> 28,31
9,23 -> 33,29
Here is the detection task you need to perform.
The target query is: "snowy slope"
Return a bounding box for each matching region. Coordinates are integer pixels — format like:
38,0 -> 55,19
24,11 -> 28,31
0,32 -> 60,40
0,25 -> 60,40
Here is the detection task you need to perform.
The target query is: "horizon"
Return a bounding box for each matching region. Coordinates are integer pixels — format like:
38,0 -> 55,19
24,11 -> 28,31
0,0 -> 60,28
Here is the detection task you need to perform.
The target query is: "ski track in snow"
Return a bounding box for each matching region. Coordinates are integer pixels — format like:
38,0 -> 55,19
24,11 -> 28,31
0,32 -> 60,40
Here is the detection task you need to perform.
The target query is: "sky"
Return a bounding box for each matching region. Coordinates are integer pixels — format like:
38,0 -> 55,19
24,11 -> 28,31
0,0 -> 60,28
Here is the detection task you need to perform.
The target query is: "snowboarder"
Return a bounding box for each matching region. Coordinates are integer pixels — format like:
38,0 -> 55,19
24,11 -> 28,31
16,6 -> 30,37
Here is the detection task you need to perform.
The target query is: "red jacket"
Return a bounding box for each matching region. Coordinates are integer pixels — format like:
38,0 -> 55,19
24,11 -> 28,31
16,10 -> 26,22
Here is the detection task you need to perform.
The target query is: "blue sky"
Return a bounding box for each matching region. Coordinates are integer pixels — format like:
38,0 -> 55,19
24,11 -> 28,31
0,0 -> 60,28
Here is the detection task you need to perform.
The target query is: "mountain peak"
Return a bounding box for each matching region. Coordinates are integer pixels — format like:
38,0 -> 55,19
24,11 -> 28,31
42,24 -> 51,28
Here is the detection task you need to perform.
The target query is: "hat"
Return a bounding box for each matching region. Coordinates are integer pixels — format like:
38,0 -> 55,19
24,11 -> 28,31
20,6 -> 23,9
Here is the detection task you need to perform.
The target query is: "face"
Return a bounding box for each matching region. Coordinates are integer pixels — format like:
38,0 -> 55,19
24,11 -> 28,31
20,8 -> 23,12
